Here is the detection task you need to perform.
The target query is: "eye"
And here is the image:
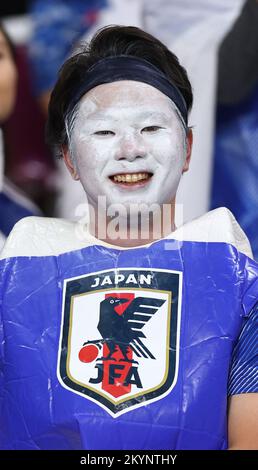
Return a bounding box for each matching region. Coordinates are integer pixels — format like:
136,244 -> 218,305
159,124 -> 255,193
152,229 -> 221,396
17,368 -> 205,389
93,130 -> 115,136
141,126 -> 163,133
110,299 -> 114,303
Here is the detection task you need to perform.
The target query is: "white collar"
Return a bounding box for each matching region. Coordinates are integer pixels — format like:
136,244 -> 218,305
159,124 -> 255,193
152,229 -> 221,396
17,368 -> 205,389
0,207 -> 253,260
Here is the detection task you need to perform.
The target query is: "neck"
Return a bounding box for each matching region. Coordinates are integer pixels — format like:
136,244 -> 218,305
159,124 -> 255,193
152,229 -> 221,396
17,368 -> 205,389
88,201 -> 176,248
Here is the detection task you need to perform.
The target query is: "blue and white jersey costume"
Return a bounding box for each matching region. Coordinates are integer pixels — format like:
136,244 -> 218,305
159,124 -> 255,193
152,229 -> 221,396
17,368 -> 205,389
0,208 -> 257,450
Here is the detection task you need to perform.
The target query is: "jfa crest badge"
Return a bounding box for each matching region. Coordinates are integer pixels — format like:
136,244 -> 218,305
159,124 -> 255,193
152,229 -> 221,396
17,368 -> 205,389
58,268 -> 182,417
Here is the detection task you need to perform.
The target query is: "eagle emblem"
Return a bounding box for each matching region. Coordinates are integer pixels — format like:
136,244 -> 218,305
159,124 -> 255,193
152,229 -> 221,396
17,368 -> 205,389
58,268 -> 182,416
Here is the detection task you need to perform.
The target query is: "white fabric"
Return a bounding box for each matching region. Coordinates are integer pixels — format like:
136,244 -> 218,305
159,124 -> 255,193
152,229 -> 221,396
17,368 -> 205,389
2,15 -> 33,45
0,207 -> 253,260
143,0 -> 245,224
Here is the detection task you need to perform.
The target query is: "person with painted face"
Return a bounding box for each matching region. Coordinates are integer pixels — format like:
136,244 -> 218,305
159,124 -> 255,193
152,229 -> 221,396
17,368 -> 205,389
0,25 -> 257,451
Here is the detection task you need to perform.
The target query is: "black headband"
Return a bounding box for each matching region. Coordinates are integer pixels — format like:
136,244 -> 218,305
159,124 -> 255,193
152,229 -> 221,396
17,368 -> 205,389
66,56 -> 188,126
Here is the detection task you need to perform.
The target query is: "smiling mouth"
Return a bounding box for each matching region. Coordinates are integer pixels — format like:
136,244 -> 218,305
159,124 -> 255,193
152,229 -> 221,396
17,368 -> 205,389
109,172 -> 153,185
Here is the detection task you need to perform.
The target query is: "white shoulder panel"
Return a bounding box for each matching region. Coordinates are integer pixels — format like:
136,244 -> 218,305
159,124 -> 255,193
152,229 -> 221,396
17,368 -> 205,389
0,208 -> 253,260
171,207 -> 253,258
0,216 -> 90,259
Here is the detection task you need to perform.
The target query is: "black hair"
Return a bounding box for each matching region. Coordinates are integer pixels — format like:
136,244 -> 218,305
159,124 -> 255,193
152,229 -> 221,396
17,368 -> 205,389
46,25 -> 193,156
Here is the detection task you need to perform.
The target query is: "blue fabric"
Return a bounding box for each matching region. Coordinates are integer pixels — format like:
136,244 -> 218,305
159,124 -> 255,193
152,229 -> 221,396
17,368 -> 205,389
0,238 -> 257,450
28,0 -> 108,95
211,85 -> 258,259
0,192 -> 34,236
228,303 -> 258,394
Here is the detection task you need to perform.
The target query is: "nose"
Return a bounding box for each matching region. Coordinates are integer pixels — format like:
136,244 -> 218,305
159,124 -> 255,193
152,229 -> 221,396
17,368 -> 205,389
114,133 -> 147,162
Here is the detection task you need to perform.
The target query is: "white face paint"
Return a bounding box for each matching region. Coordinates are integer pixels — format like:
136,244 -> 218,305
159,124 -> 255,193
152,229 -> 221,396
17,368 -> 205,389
69,81 -> 187,210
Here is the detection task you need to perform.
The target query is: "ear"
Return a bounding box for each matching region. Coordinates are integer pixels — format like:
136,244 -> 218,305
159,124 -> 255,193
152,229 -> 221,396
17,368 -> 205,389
61,146 -> 80,181
182,128 -> 193,173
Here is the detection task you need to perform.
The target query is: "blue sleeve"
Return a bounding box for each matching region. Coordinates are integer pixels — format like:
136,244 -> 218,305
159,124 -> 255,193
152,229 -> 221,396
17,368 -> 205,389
228,302 -> 258,395
0,192 -> 34,237
228,254 -> 258,395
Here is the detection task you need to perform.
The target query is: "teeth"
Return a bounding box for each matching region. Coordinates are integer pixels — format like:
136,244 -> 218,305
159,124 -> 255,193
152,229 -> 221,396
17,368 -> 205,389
113,172 -> 150,183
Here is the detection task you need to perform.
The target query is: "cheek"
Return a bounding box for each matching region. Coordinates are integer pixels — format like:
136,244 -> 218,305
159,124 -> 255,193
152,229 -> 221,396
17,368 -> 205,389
74,130 -> 121,159
73,138 -> 113,175
74,142 -> 95,168
151,134 -> 185,165
0,63 -> 17,113
0,61 -> 16,91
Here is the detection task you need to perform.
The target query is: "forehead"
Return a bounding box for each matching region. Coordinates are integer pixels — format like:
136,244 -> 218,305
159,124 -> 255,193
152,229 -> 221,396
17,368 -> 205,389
77,81 -> 177,118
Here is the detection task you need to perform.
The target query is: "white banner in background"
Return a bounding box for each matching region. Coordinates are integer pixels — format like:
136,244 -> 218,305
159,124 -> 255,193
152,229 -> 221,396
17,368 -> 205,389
143,0 -> 245,224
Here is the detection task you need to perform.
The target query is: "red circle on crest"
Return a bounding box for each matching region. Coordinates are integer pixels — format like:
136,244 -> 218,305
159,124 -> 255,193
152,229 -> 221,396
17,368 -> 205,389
78,344 -> 99,363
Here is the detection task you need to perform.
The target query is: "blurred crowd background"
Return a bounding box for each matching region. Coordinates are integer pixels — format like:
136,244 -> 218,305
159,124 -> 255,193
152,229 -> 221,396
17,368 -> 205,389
0,0 -> 257,257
